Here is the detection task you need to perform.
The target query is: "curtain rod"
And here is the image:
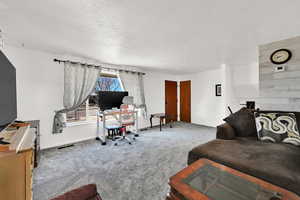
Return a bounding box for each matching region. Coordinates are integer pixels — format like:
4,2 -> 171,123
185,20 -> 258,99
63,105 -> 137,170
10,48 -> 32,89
53,58 -> 146,75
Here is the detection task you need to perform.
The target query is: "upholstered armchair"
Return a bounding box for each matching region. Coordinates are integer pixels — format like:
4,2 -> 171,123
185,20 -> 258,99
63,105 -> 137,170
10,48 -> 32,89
50,184 -> 102,200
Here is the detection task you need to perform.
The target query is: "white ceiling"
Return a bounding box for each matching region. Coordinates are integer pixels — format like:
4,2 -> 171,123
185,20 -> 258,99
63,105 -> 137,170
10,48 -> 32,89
1,0 -> 300,73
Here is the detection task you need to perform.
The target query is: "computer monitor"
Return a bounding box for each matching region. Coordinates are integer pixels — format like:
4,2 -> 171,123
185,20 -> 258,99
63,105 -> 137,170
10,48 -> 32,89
97,91 -> 128,111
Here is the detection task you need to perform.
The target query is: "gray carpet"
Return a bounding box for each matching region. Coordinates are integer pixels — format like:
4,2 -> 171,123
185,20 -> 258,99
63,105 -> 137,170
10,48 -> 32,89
33,122 -> 216,200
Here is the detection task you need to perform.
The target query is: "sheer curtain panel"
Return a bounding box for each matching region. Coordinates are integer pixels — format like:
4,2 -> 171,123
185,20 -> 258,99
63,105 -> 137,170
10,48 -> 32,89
53,62 -> 100,134
119,71 -> 147,118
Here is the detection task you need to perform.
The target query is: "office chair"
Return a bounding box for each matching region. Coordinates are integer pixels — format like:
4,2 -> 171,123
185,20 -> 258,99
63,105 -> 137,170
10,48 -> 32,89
114,96 -> 137,145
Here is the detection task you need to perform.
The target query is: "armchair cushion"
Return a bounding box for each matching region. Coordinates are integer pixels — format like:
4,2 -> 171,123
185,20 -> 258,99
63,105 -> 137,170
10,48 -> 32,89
51,184 -> 102,200
187,138 -> 300,196
224,108 -> 257,137
216,123 -> 236,140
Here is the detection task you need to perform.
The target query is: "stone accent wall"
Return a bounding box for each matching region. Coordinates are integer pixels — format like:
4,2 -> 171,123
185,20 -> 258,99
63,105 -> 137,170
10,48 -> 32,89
258,36 -> 300,111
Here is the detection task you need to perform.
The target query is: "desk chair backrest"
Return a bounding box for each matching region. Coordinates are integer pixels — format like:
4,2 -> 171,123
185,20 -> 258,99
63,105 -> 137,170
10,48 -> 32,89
119,104 -> 136,126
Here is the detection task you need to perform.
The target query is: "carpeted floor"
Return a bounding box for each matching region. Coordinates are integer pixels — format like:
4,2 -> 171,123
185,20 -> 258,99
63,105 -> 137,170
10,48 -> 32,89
33,122 -> 216,200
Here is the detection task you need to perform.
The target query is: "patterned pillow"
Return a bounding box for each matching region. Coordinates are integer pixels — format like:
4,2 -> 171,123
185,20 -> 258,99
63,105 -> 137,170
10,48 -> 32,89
255,112 -> 300,146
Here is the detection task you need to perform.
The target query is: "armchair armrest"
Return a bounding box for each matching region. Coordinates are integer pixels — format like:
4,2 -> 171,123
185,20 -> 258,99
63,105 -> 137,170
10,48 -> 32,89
216,123 -> 236,140
50,184 -> 102,200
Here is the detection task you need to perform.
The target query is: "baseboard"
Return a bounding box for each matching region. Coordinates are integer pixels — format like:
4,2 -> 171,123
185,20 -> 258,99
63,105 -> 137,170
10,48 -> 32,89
41,137 -> 96,151
57,144 -> 75,149
190,122 -> 216,128
41,122 -> 213,150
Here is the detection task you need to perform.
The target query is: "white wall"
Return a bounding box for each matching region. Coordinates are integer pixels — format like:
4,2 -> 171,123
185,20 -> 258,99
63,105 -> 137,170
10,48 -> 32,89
177,63 -> 259,128
141,71 -> 179,127
224,37 -> 300,113
258,36 -> 300,111
144,71 -> 179,116
182,59 -> 300,128
225,63 -> 259,112
3,45 -> 178,149
3,45 -> 99,149
1,43 -> 264,149
180,67 -> 226,127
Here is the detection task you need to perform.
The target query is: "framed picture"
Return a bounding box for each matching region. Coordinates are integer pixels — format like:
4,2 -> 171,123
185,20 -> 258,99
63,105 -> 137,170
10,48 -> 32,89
215,84 -> 221,96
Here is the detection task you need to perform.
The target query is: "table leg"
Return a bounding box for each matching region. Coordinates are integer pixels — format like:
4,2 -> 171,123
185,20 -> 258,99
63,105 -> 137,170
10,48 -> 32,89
96,112 -> 100,140
96,113 -> 106,145
150,115 -> 153,128
135,111 -> 139,137
160,117 -> 162,131
102,116 -> 107,145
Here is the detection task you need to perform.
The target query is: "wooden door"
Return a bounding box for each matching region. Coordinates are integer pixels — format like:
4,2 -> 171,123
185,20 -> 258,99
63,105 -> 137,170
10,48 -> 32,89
165,80 -> 178,123
180,80 -> 191,122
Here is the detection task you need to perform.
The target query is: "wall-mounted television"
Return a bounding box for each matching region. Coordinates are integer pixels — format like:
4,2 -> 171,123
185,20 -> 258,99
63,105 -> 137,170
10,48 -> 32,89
0,50 -> 17,132
97,91 -> 128,111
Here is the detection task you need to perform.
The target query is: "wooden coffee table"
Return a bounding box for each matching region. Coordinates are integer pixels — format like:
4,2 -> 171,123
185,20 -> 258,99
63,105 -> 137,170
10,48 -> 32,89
167,159 -> 300,200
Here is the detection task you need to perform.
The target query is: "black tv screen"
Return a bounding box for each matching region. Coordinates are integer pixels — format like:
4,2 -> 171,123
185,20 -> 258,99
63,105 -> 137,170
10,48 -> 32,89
0,50 -> 17,131
97,91 -> 128,111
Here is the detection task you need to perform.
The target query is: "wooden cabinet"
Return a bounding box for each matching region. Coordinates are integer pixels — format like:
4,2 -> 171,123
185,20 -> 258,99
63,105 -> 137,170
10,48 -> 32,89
0,125 -> 35,200
0,149 -> 34,200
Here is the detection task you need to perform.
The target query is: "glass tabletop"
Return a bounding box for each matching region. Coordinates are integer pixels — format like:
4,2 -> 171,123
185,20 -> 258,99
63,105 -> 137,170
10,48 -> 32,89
182,164 -> 282,200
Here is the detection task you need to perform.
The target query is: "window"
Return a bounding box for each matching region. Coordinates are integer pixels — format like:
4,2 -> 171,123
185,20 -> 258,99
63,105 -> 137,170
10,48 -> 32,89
95,75 -> 123,92
66,73 -> 123,124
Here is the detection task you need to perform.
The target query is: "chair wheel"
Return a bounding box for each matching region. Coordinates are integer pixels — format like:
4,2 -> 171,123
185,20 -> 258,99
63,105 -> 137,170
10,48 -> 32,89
114,143 -> 118,146
129,142 -> 132,145
133,138 -> 136,140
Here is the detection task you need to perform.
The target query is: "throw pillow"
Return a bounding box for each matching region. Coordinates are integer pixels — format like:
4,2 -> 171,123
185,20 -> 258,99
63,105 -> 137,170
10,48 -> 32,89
223,108 -> 257,137
255,112 -> 300,146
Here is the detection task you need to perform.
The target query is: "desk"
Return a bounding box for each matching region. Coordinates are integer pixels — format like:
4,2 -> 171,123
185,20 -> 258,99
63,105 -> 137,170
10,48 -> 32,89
150,113 -> 173,131
96,109 -> 139,145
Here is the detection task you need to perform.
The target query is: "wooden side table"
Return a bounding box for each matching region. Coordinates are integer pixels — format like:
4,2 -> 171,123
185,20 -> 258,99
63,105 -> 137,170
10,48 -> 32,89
150,113 -> 173,131
167,159 -> 300,200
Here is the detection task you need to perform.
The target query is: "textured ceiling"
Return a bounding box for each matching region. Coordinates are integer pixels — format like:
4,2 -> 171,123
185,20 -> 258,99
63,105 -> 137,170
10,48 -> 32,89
1,0 -> 300,73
